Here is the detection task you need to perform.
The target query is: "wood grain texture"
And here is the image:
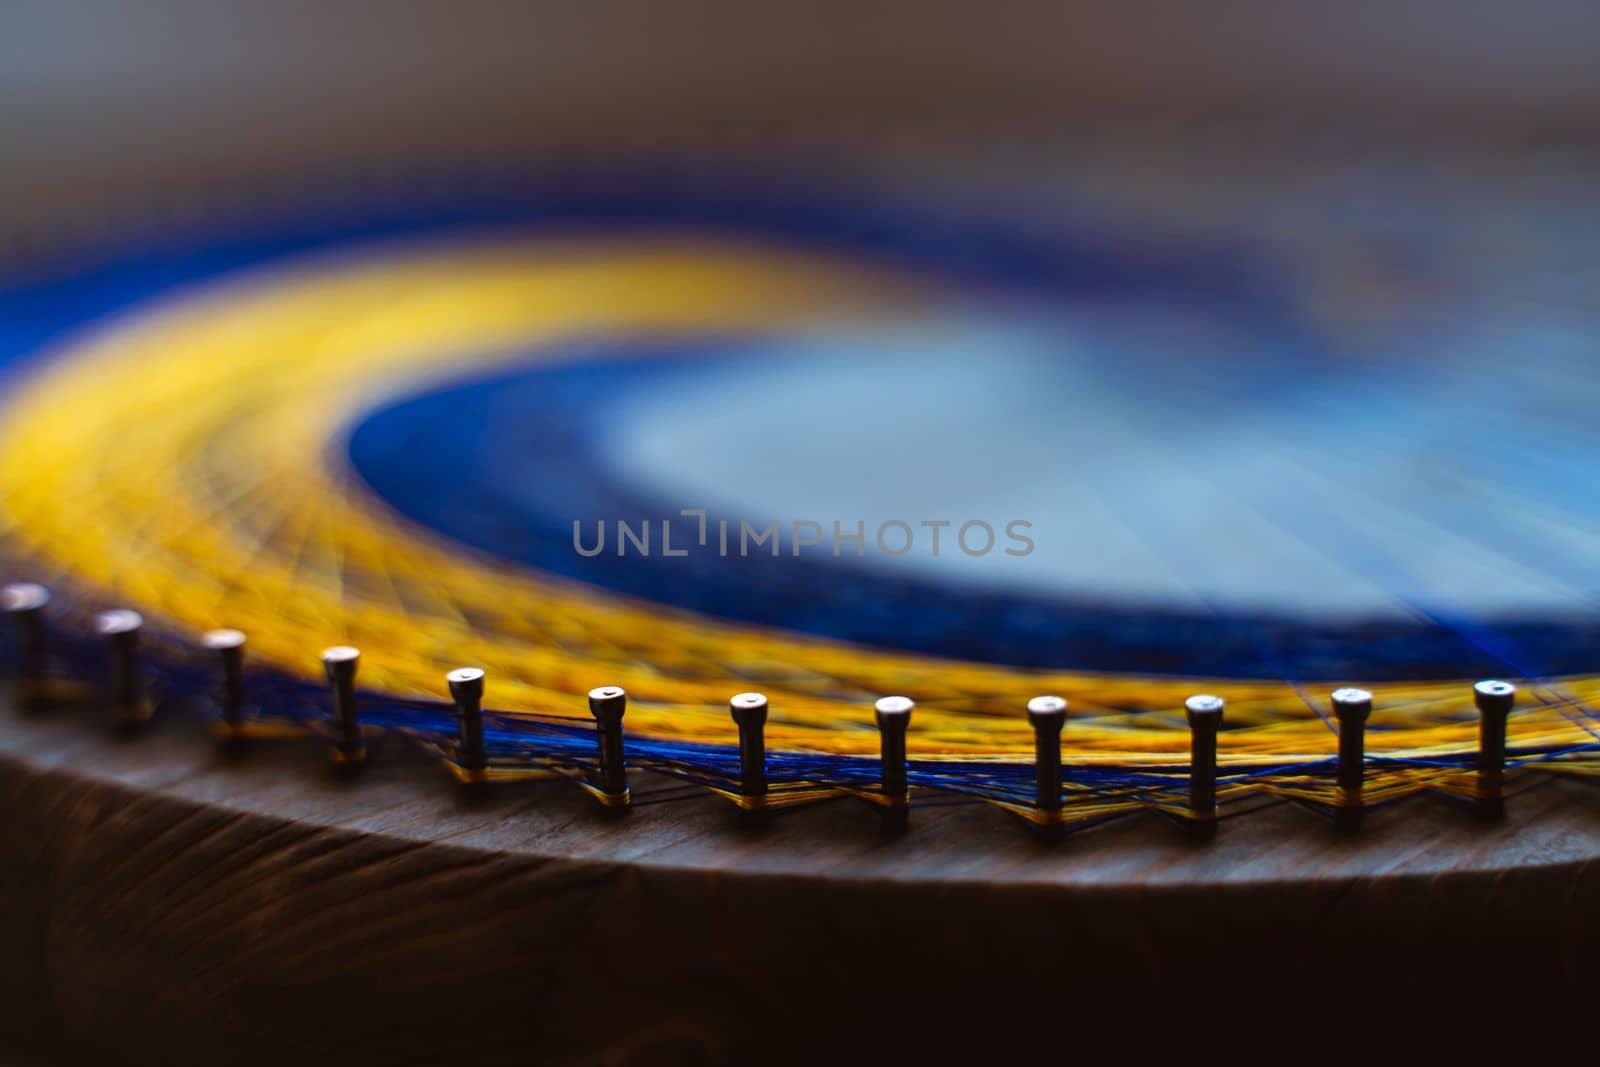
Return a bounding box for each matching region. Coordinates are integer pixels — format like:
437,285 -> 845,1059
2,694 -> 1598,1066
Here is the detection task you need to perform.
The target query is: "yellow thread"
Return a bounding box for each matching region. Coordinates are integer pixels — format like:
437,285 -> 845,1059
0,234 -> 1595,800
703,784 -> 844,810
214,720 -> 311,741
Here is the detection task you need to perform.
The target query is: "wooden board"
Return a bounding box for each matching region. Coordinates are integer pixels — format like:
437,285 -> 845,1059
3,694 -> 1598,1066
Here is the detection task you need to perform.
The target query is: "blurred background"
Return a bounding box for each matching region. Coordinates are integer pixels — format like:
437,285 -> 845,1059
6,0 -> 1600,217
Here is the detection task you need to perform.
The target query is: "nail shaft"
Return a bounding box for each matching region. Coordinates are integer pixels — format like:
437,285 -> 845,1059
2,583 -> 49,705
587,685 -> 629,809
448,667 -> 487,776
874,696 -> 913,820
97,610 -> 147,725
1474,679 -> 1516,820
729,693 -> 769,805
1330,688 -> 1372,831
202,629 -> 246,733
322,646 -> 364,765
1027,696 -> 1067,824
1185,694 -> 1225,836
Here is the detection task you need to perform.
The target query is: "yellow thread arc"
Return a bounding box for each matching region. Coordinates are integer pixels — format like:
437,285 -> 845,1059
0,233 -> 1594,767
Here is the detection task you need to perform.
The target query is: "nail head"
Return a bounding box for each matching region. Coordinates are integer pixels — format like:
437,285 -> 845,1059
874,695 -> 914,716
1027,695 -> 1068,718
95,609 -> 142,636
202,628 -> 246,650
2,583 -> 49,612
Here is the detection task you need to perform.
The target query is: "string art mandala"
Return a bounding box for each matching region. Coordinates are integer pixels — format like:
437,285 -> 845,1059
1,167 -> 1597,831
